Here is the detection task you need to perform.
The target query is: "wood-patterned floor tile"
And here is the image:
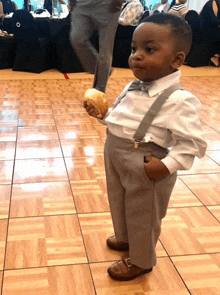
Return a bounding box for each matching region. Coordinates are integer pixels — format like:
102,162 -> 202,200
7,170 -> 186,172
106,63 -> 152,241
61,138 -> 104,158
5,215 -> 87,269
17,126 -> 59,141
160,207 -> 220,256
16,140 -> 63,159
172,254 -> 220,295
0,271 -> 2,295
18,115 -> 55,126
180,174 -> 220,205
80,137 -> 104,155
0,112 -> 18,126
90,258 -> 190,295
204,132 -> 220,151
13,158 -> 68,183
61,139 -> 84,157
10,182 -> 76,218
0,185 -> 11,218
0,126 -> 17,142
0,142 -> 15,160
57,124 -> 98,140
71,179 -> 109,213
66,102 -> 85,113
55,113 -> 91,125
206,151 -> 220,165
79,212 -> 123,263
0,219 -> 8,270
3,264 -> 95,295
78,212 -> 166,263
169,178 -> 203,208
93,125 -> 107,140
0,161 -> 14,184
207,206 -> 220,222
65,156 -> 105,181
19,106 -> 53,116
178,155 -> 220,175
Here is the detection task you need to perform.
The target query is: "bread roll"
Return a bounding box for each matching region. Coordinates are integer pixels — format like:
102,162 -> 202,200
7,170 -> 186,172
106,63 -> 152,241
84,88 -> 108,119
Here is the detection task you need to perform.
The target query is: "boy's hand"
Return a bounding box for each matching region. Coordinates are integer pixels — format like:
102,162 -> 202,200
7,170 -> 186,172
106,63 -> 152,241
83,101 -> 100,118
144,156 -> 170,181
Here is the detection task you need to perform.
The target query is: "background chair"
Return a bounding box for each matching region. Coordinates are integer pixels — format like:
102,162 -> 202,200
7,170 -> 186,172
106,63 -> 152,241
112,24 -> 136,68
11,9 -> 53,73
139,10 -> 150,23
185,10 -> 216,67
0,35 -> 16,69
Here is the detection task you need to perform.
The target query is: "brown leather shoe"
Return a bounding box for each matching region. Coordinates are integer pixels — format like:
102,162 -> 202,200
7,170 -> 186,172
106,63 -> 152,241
108,255 -> 153,281
106,236 -> 129,251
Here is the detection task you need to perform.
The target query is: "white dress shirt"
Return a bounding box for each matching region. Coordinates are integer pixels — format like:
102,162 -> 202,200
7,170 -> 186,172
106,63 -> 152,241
101,70 -> 207,174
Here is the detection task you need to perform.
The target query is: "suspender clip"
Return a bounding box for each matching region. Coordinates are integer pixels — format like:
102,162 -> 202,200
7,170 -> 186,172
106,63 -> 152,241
134,140 -> 140,149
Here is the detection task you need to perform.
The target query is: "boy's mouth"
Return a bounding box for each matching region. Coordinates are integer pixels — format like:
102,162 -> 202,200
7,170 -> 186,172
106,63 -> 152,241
132,64 -> 143,70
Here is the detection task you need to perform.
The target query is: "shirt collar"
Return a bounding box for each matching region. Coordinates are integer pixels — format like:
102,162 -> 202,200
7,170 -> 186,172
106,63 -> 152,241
147,70 -> 181,97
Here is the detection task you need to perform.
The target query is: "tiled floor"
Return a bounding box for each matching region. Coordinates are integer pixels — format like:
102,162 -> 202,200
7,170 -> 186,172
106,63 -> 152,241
0,66 -> 220,295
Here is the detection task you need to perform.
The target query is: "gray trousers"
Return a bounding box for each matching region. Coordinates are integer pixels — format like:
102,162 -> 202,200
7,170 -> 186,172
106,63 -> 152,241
70,5 -> 120,92
104,131 -> 177,269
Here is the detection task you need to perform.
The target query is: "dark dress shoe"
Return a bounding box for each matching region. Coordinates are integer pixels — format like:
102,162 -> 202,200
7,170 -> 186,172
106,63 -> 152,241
108,255 -> 153,281
106,236 -> 129,251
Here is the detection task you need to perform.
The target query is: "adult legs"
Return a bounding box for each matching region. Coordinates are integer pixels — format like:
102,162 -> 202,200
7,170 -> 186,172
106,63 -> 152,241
69,7 -> 98,74
93,11 -> 120,92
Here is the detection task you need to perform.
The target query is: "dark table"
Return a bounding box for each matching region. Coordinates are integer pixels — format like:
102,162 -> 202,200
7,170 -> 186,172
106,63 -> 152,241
1,15 -> 134,73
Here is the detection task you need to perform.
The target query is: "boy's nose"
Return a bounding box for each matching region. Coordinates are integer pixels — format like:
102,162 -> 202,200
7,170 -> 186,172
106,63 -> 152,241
132,51 -> 144,60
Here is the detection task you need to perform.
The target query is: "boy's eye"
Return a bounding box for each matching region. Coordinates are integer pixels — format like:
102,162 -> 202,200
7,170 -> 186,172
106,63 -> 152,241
131,47 -> 136,53
146,47 -> 155,53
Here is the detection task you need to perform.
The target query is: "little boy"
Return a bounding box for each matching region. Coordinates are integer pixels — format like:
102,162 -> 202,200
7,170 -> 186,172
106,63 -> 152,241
84,13 -> 207,281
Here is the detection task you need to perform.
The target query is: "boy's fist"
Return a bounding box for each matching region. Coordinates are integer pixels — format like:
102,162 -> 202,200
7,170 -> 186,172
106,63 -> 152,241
84,88 -> 108,119
83,101 -> 100,118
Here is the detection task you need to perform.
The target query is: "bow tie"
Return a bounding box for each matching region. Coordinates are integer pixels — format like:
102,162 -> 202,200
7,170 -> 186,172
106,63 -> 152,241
128,80 -> 153,92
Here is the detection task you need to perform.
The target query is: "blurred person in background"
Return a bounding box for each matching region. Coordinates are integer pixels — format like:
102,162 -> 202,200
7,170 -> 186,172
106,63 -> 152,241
168,0 -> 188,18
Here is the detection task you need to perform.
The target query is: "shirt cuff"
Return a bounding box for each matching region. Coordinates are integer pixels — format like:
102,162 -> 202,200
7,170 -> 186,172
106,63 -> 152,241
161,156 -> 183,174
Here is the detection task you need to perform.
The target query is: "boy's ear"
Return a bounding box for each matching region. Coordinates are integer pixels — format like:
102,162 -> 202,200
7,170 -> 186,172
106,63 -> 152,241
171,51 -> 186,69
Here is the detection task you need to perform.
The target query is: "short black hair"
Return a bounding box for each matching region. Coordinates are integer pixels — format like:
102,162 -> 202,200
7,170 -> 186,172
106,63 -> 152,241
140,13 -> 192,56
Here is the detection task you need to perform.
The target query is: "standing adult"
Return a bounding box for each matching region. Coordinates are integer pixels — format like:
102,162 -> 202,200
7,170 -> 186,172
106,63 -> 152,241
69,0 -> 125,93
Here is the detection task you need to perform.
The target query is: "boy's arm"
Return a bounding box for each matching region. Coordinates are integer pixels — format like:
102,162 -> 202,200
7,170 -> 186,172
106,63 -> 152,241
160,95 -> 207,174
144,94 -> 207,181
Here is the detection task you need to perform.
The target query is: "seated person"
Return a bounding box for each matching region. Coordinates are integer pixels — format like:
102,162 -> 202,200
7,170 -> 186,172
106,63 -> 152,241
0,0 -> 18,20
168,0 -> 189,18
151,0 -> 170,14
118,0 -> 144,26
200,0 -> 220,66
200,0 -> 220,38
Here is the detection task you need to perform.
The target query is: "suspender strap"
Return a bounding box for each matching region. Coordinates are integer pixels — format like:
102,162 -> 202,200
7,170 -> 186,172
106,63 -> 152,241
133,83 -> 182,144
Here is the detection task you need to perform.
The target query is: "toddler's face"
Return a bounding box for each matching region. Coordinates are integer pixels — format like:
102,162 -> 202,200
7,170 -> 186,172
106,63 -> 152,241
128,23 -> 178,82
